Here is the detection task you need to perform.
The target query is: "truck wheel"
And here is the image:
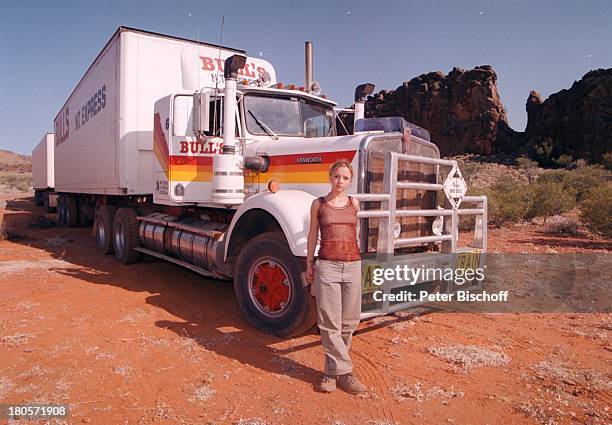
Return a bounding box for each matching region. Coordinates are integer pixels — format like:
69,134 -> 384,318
95,205 -> 116,254
77,199 -> 92,227
65,196 -> 79,228
58,195 -> 66,224
34,190 -> 43,206
112,208 -> 142,264
43,192 -> 56,213
234,232 -> 316,337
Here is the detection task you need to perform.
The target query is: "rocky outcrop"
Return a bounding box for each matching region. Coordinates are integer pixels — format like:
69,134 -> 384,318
364,66 -> 611,165
365,65 -> 510,156
524,69 -> 612,165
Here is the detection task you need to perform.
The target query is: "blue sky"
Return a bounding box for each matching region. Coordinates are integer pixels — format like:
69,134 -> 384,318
1,0 -> 610,154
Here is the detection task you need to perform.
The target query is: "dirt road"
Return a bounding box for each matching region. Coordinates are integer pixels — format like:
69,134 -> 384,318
1,193 -> 610,424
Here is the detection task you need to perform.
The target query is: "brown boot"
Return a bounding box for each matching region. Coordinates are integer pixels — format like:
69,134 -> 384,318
316,374 -> 336,393
337,373 -> 365,394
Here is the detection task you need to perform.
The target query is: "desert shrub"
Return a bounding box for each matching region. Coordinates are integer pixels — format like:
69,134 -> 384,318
538,166 -> 610,203
537,168 -> 569,185
579,185 -> 612,238
455,158 -> 482,182
475,176 -> 534,226
516,156 -> 539,183
554,154 -> 574,169
526,181 -> 575,223
544,216 -> 581,236
0,172 -> 32,192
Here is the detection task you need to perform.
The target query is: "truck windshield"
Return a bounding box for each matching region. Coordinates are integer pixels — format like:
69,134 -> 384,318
244,94 -> 335,138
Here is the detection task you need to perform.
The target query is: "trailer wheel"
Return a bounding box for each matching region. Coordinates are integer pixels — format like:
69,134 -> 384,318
58,195 -> 66,224
43,192 -> 56,213
234,232 -> 316,337
113,208 -> 142,265
34,190 -> 43,206
65,196 -> 79,228
77,199 -> 92,227
95,205 -> 117,254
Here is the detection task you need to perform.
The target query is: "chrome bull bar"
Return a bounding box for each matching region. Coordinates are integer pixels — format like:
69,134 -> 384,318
351,151 -> 488,318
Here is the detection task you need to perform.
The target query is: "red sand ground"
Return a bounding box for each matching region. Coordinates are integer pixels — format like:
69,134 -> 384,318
1,192 -> 610,425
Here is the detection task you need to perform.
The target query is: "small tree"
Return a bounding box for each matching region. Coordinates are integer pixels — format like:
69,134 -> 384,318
484,176 -> 534,226
579,185 -> 612,238
526,181 -> 575,223
554,154 -> 574,169
516,156 -> 539,183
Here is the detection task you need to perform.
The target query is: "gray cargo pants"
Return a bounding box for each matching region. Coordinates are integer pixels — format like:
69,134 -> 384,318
313,259 -> 362,376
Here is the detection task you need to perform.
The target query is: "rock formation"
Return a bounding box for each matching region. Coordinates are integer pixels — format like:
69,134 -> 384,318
524,69 -> 612,165
365,65 -> 510,156
364,66 -> 611,164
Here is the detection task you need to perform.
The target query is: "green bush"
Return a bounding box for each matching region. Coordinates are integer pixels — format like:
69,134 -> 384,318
471,176 -> 534,226
579,185 -> 612,238
526,181 -> 575,223
538,166 -> 610,202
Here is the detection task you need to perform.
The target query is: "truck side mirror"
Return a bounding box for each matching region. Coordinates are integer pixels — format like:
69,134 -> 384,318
192,91 -> 210,134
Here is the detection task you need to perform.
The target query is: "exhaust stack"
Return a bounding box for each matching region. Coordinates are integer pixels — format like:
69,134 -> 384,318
305,41 -> 313,93
212,54 -> 247,205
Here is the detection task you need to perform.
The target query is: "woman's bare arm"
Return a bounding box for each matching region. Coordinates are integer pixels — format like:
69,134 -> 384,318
307,199 -> 320,265
306,199 -> 320,283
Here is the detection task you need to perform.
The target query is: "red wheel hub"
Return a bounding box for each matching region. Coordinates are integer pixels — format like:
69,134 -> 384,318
251,261 -> 290,312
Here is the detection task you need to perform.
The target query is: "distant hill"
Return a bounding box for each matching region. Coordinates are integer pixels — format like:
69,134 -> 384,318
0,149 -> 31,173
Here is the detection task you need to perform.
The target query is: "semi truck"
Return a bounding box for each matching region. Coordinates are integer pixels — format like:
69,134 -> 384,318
32,133 -> 57,213
49,26 -> 487,337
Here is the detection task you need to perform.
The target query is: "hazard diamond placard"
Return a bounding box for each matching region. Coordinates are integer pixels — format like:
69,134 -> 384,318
443,165 -> 467,209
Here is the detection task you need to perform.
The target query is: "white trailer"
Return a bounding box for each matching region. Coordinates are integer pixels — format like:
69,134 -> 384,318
32,133 -> 57,212
51,27 -> 487,337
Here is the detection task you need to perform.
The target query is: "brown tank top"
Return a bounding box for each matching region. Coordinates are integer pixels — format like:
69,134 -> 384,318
317,196 -> 361,261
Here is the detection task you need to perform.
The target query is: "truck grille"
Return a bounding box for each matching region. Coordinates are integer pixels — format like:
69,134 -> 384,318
359,135 -> 438,253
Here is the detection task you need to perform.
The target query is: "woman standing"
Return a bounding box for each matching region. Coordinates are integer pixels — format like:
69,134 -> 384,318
306,159 -> 365,394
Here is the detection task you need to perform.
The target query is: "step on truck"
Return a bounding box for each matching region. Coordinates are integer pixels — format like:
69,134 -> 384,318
51,26 -> 487,337
32,133 -> 57,213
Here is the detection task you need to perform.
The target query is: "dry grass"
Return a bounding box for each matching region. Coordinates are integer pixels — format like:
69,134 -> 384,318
0,171 -> 32,192
427,344 -> 510,371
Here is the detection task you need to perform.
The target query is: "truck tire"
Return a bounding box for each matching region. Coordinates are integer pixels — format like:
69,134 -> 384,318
58,195 -> 66,224
112,208 -> 142,264
65,196 -> 79,228
34,190 -> 43,206
77,198 -> 92,227
95,205 -> 116,254
234,232 -> 316,337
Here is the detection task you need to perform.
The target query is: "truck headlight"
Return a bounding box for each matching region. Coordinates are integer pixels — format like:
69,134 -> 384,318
394,221 -> 401,238
432,216 -> 444,236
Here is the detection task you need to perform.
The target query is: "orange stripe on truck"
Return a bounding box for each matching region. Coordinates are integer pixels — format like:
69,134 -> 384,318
153,113 -> 169,175
163,150 -> 358,184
